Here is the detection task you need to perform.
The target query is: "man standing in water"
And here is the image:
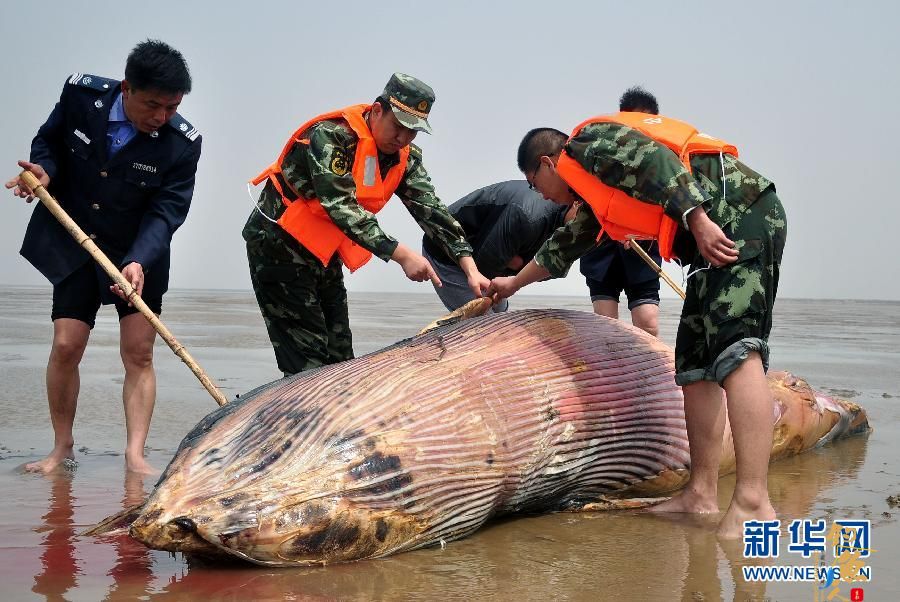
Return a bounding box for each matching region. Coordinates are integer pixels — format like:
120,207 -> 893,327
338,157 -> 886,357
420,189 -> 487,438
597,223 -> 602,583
244,74 -> 488,376
6,40 -> 202,474
579,86 -> 663,336
490,115 -> 786,538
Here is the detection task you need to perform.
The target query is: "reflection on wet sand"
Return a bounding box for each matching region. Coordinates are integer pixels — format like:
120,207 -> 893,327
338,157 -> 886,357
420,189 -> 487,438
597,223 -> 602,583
103,472 -> 154,602
768,434 -> 869,522
142,433 -> 869,602
32,473 -> 79,601
28,470 -> 156,602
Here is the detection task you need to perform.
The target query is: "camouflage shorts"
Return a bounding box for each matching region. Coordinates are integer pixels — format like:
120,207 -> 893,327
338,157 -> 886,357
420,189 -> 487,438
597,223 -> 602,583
244,219 -> 353,376
674,189 -> 786,386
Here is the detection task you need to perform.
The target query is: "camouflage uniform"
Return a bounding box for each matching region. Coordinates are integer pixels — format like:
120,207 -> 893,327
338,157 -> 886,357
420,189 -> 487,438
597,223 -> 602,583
243,75 -> 472,375
533,122 -> 787,385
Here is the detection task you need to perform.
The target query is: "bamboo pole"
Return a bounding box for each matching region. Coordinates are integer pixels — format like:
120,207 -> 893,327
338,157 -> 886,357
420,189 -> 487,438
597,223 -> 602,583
18,170 -> 228,406
626,235 -> 686,300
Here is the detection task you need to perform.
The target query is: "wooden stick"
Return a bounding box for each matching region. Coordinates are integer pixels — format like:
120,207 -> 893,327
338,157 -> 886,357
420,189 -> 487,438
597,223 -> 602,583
418,297 -> 493,335
626,235 -> 686,300
19,170 -> 228,407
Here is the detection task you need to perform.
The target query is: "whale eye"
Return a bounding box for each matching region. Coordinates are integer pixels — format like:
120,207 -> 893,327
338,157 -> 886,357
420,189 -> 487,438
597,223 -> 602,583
172,517 -> 197,533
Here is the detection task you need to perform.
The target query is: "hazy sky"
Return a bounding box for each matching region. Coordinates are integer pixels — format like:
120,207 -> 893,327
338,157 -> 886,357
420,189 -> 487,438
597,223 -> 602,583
2,1 -> 898,300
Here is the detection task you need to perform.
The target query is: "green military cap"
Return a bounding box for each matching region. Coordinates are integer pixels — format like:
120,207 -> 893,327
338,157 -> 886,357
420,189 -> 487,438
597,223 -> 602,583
382,73 -> 435,134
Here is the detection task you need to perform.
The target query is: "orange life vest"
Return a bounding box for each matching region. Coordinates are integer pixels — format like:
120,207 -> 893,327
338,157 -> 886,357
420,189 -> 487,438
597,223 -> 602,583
556,112 -> 738,261
251,104 -> 410,272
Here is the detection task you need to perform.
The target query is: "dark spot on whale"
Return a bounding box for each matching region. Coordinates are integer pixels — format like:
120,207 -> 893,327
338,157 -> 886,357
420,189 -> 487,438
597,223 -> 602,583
288,521 -> 362,556
203,447 -> 223,467
544,406 -> 560,421
284,407 -> 323,437
297,501 -> 330,522
486,452 -> 494,465
249,448 -> 284,473
349,451 -> 400,477
219,493 -> 248,508
363,437 -> 377,451
378,420 -> 387,428
347,452 -> 413,495
173,517 -> 197,533
375,518 -> 389,542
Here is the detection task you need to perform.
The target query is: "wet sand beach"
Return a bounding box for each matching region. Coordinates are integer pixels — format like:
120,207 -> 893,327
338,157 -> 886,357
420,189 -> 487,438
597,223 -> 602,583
1,285 -> 898,601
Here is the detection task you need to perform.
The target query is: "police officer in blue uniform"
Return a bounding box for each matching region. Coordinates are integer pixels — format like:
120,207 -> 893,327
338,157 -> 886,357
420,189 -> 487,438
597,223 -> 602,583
6,40 -> 201,474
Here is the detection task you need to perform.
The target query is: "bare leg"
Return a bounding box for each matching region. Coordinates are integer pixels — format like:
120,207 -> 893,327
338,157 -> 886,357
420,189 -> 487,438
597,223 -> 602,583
717,352 -> 776,538
591,299 -> 619,320
119,313 -> 158,475
25,319 -> 90,473
630,303 -> 659,337
649,380 -> 725,513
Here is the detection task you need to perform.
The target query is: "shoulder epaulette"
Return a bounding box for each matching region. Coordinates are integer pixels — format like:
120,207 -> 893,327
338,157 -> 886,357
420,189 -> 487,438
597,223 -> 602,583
168,113 -> 200,142
66,73 -> 116,92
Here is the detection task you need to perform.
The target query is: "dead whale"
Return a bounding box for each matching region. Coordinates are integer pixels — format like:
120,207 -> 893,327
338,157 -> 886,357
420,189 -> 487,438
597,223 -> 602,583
87,309 -> 868,565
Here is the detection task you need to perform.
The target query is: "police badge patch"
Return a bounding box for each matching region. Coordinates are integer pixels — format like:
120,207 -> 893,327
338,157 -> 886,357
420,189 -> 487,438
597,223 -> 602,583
330,149 -> 349,176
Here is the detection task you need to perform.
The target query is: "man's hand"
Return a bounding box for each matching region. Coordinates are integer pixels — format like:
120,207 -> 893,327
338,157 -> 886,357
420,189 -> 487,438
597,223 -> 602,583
111,262 -> 145,305
391,243 -> 442,287
5,161 -> 50,203
458,255 -> 490,298
686,209 -> 738,267
488,276 -> 520,301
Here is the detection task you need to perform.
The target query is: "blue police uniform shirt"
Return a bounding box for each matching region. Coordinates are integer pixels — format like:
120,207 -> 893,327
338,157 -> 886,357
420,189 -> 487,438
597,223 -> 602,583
21,73 -> 202,291
106,92 -> 136,157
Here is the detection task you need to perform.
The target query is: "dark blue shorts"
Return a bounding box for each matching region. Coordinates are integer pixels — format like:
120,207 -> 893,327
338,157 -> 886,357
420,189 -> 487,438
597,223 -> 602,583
580,239 -> 661,309
51,262 -> 162,329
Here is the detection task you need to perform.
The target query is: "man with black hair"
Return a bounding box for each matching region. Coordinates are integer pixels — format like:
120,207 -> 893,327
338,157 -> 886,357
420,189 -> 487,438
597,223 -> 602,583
422,180 -> 576,313
619,85 -> 659,114
578,86 -> 663,336
491,111 -> 786,539
244,73 -> 488,376
6,39 -> 201,474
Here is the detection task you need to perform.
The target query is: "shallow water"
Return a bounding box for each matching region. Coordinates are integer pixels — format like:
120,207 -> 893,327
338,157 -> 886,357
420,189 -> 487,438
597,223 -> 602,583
1,285 -> 898,601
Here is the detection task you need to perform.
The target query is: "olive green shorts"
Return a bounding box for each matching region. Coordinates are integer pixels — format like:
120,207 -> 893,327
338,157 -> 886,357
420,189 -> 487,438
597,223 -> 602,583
674,189 -> 786,386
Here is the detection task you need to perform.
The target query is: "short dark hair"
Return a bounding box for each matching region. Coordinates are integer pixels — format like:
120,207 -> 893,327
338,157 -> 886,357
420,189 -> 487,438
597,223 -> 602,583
619,86 -> 659,114
124,39 -> 192,94
517,128 -> 568,173
373,96 -> 391,111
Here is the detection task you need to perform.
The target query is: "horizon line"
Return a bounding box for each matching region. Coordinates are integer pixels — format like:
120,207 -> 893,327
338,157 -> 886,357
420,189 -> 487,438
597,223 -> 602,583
1,282 -> 899,303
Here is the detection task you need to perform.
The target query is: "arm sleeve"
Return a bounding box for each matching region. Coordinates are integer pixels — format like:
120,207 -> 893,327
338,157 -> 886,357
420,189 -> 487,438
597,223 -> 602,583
532,205 -> 602,278
567,123 -> 711,224
299,123 -> 398,261
123,137 -> 202,269
395,150 -> 473,261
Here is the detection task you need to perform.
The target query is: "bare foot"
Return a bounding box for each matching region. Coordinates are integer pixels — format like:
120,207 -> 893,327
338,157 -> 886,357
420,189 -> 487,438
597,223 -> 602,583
125,453 -> 159,476
24,445 -> 75,474
717,497 -> 776,539
648,489 -> 720,514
